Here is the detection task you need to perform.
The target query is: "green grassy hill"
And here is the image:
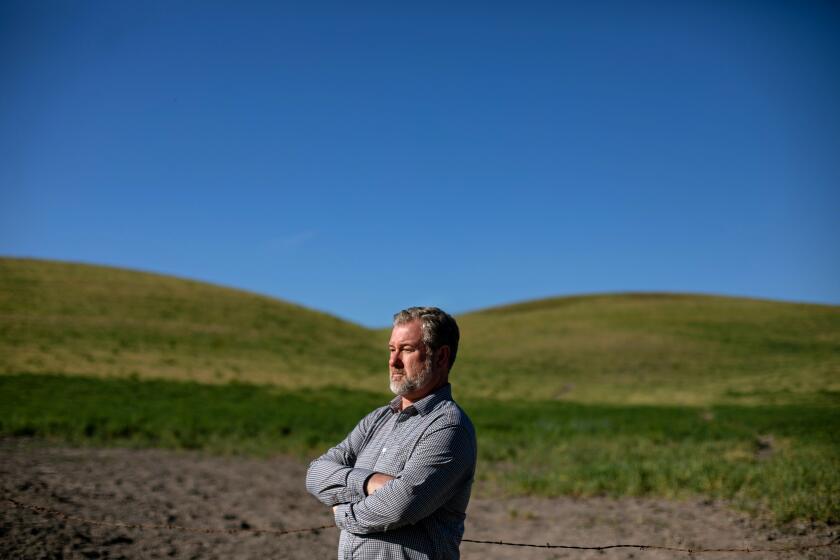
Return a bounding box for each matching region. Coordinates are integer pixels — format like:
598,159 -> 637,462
454,293 -> 840,404
2,257 -> 838,523
0,258 -> 383,390
3,258 -> 837,405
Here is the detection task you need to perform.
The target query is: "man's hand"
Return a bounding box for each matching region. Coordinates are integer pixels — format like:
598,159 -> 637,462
365,472 -> 395,495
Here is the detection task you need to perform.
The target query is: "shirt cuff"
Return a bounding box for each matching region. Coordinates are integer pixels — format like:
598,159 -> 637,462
333,502 -> 351,530
346,467 -> 376,498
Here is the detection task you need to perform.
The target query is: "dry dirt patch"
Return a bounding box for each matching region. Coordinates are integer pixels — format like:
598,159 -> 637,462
1,439 -> 836,559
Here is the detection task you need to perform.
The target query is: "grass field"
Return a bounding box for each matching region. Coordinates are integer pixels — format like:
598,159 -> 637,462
1,257 -> 839,523
2,374 -> 837,523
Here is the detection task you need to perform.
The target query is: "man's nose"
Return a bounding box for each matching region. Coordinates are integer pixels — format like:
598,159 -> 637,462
389,352 -> 402,367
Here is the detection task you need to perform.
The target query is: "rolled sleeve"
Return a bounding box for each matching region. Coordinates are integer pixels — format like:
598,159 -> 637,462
334,502 -> 352,527
346,467 -> 376,497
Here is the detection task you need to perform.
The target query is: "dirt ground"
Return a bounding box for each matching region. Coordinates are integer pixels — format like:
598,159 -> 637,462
1,439 -> 837,559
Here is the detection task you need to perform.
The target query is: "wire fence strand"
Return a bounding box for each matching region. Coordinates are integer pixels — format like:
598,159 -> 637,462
460,536 -> 840,553
7,497 -> 839,555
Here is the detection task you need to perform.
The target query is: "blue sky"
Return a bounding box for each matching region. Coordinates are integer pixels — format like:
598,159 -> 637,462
2,1 -> 838,327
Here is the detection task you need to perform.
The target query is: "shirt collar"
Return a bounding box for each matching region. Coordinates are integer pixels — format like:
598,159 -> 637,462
389,383 -> 452,416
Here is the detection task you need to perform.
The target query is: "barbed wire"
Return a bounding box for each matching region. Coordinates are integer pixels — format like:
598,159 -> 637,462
6,497 -> 839,555
460,536 -> 840,553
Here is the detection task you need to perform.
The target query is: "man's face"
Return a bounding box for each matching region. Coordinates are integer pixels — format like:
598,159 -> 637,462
388,319 -> 435,397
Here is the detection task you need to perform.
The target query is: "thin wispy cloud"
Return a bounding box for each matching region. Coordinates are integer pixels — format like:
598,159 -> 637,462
266,231 -> 318,254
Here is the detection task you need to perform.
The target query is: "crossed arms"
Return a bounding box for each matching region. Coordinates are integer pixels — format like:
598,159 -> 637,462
305,409 -> 475,535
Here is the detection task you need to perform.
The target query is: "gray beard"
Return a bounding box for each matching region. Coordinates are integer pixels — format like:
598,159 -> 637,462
390,360 -> 434,396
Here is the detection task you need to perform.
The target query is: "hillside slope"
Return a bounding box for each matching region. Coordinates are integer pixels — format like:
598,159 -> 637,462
0,258 -> 384,390
2,258 -> 838,405
453,294 -> 840,404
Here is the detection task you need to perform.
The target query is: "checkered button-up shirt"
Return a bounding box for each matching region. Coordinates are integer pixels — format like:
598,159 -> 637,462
306,384 -> 477,560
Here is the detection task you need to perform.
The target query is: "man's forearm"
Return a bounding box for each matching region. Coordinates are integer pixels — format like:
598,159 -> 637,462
365,472 -> 395,495
305,457 -> 376,506
332,472 -> 395,514
333,463 -> 461,534
333,424 -> 475,535
306,406 -> 390,506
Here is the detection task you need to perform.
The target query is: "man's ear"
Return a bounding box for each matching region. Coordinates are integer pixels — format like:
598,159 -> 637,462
434,346 -> 450,371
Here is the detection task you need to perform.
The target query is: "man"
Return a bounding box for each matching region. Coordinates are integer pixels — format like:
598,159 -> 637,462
306,306 -> 477,560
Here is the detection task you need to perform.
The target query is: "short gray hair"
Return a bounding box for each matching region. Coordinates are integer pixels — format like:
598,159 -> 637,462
393,306 -> 460,370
